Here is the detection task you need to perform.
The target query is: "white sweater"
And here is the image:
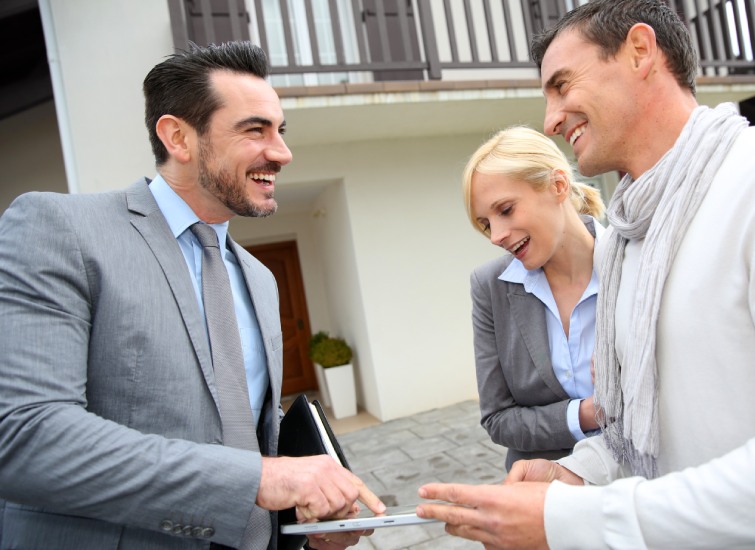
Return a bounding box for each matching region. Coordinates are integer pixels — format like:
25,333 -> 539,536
544,126 -> 755,549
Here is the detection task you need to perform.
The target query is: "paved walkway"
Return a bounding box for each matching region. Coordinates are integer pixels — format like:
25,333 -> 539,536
335,399 -> 509,550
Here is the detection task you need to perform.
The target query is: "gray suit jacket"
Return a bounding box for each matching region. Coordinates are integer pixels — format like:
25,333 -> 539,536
472,219 -> 598,470
0,180 -> 283,549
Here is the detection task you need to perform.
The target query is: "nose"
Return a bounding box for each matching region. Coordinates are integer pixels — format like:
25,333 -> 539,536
268,134 -> 293,166
543,100 -> 564,137
488,220 -> 510,249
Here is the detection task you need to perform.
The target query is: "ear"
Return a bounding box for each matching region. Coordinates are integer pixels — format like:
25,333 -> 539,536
625,23 -> 658,79
550,169 -> 570,204
155,115 -> 194,164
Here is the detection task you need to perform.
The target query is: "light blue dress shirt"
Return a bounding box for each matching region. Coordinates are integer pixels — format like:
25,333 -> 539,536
500,220 -> 603,441
149,175 -> 269,429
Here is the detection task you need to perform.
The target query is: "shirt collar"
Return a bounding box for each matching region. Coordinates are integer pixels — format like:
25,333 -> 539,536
149,174 -> 230,245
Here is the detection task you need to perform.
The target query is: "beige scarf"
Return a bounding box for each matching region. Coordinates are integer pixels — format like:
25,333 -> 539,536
595,103 -> 748,478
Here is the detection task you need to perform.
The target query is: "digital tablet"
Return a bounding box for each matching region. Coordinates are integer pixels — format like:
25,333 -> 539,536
279,504 -> 440,535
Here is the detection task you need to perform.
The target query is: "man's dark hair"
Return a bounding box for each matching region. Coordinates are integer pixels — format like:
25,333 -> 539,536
530,0 -> 698,95
143,42 -> 270,165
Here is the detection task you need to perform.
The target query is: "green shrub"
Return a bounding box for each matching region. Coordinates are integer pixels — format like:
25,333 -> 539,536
309,331 -> 353,368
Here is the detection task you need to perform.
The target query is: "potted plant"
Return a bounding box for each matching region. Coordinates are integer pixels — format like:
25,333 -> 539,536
309,331 -> 357,419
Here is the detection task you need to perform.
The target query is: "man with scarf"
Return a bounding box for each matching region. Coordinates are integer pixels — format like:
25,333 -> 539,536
415,1 -> 755,548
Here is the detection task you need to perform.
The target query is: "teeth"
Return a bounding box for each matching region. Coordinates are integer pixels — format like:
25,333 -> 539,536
510,237 -> 529,253
250,173 -> 275,185
569,126 -> 585,146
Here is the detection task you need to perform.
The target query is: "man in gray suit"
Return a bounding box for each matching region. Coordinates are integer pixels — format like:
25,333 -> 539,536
0,42 -> 383,550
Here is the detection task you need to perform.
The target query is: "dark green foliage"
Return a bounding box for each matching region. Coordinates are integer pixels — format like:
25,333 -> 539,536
309,331 -> 353,368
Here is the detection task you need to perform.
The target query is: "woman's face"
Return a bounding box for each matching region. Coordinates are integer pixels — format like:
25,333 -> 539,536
471,171 -> 566,270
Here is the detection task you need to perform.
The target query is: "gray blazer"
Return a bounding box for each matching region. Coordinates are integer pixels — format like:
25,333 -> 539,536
472,219 -> 597,470
0,180 -> 283,549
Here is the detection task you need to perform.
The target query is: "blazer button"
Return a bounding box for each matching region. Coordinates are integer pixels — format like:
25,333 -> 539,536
182,525 -> 194,536
201,527 -> 215,538
172,524 -> 184,535
160,520 -> 173,532
191,526 -> 204,537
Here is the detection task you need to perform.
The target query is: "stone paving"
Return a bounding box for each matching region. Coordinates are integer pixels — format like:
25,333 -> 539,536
336,400 -> 509,550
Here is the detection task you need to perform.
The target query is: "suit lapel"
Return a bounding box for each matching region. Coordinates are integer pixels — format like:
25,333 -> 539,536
229,239 -> 281,447
125,181 -> 217,403
507,286 -> 570,400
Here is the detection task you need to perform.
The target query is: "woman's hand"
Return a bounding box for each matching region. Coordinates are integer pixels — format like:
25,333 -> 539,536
578,396 -> 601,431
503,458 -> 584,485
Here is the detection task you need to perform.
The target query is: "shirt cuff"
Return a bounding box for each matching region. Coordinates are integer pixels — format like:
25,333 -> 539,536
545,480 -> 605,549
545,478 -> 647,549
566,399 -> 587,441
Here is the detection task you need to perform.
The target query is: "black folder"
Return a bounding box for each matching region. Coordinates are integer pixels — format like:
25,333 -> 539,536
277,394 -> 350,550
278,393 -> 350,469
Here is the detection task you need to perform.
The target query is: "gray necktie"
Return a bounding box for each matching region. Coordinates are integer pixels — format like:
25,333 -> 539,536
191,223 -> 271,550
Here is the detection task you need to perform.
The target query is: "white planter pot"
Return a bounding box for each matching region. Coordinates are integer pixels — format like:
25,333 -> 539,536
314,363 -> 331,408
322,363 -> 357,419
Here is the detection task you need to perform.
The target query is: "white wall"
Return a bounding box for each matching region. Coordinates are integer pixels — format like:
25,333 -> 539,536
309,183 -> 376,414
349,136 -> 500,420
43,0 -> 173,192
0,101 -> 67,213
277,133 -> 500,420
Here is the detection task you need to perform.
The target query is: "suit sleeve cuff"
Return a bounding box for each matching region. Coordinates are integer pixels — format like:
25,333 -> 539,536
556,436 -> 626,486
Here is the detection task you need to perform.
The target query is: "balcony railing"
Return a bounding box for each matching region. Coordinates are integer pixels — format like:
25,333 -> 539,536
167,0 -> 755,88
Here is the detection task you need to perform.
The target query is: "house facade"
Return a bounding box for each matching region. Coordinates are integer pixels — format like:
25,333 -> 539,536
2,0 -> 754,421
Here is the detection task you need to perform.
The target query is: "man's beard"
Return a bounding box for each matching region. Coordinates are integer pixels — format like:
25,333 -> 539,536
197,140 -> 278,218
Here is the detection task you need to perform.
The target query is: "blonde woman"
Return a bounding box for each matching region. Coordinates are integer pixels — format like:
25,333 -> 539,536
464,126 -> 605,470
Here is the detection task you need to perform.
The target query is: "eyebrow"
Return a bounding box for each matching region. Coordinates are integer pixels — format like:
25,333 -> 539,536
543,68 -> 572,92
233,116 -> 286,131
489,198 -> 511,210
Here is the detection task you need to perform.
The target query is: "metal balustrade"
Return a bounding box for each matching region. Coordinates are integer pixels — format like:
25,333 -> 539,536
167,0 -> 755,86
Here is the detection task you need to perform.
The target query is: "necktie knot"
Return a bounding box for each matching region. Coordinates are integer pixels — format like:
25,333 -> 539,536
190,222 -> 219,249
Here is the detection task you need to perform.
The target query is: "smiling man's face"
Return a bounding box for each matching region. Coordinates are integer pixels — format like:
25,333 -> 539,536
196,70 -> 293,219
541,29 -> 640,178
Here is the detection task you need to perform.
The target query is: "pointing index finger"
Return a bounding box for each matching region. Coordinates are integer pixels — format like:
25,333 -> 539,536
352,473 -> 386,514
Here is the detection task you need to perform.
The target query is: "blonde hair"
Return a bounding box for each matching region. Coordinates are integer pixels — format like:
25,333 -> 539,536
463,126 -> 605,235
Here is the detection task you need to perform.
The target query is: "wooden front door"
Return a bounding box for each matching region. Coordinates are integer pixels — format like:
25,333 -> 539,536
245,241 -> 317,396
